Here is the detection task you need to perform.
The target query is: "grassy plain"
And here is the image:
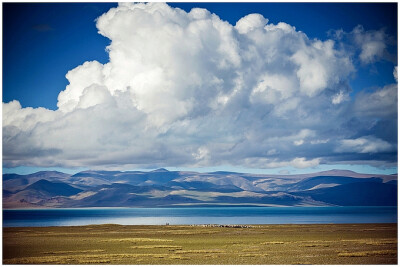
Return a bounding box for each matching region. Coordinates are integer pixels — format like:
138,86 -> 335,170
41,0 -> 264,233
3,223 -> 397,264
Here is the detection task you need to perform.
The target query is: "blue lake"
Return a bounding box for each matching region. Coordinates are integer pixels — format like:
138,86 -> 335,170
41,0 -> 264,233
3,206 -> 397,227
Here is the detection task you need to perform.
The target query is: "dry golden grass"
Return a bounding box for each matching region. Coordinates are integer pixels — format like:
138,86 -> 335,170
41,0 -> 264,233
152,254 -> 166,258
3,223 -> 397,264
300,244 -> 318,247
365,240 -> 397,245
101,237 -> 173,242
241,248 -> 260,252
169,255 -> 190,260
338,250 -> 397,257
238,254 -> 256,257
42,249 -> 105,254
131,245 -> 182,249
341,238 -> 397,246
175,249 -> 225,254
78,259 -> 111,264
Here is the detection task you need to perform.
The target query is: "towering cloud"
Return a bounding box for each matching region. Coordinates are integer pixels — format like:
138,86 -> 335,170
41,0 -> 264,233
3,3 -> 397,170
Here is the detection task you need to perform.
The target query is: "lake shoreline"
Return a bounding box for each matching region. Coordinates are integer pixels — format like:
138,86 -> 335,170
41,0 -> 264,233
2,222 -> 398,228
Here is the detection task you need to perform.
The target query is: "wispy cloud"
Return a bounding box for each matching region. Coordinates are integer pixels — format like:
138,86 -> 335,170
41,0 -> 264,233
336,136 -> 394,154
331,25 -> 396,64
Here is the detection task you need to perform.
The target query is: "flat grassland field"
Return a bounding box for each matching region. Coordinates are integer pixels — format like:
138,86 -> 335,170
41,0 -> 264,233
3,223 -> 397,264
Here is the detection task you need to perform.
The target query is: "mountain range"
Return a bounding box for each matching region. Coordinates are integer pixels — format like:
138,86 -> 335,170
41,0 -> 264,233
3,169 -> 397,208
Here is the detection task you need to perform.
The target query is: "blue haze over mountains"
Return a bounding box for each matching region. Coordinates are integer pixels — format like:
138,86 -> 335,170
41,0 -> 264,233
3,169 -> 397,208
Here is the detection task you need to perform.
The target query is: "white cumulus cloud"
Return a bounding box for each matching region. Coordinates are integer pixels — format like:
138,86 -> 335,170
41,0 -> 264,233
235,13 -> 268,34
2,3 -> 397,170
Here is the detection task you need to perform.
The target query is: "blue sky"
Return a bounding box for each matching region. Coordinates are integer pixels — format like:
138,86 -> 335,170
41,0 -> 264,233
3,3 -> 116,110
3,3 -> 397,109
3,2 -> 398,175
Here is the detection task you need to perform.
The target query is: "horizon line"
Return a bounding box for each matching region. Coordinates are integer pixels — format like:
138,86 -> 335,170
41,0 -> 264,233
2,165 -> 398,176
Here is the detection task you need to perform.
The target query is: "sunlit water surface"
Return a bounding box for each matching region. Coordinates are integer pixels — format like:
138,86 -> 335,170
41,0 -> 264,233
3,206 -> 397,227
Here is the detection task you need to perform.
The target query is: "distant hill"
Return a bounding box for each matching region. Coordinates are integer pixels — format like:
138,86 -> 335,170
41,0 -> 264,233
24,179 -> 82,197
2,169 -> 397,208
3,179 -> 82,208
3,171 -> 72,192
283,176 -> 383,191
295,182 -> 397,206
